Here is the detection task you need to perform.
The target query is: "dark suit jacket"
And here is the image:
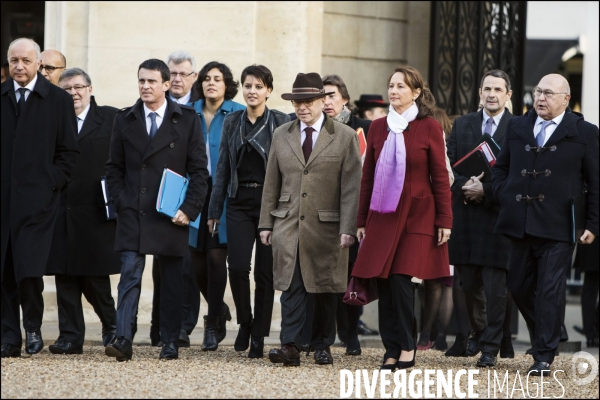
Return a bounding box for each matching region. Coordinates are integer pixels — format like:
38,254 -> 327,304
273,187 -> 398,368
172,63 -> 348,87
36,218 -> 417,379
447,109 -> 513,269
106,97 -> 209,256
47,97 -> 121,276
492,109 -> 599,242
1,73 -> 79,281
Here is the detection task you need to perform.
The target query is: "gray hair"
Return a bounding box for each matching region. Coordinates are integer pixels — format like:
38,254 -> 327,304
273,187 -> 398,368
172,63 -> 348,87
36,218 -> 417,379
59,68 -> 92,86
7,38 -> 41,61
166,50 -> 196,71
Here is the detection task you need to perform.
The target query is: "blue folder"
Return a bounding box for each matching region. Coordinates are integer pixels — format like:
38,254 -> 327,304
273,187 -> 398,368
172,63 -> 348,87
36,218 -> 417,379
156,168 -> 200,229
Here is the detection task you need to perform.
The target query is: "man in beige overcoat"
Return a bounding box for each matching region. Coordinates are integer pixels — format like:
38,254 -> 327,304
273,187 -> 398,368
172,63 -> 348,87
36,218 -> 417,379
259,73 -> 361,366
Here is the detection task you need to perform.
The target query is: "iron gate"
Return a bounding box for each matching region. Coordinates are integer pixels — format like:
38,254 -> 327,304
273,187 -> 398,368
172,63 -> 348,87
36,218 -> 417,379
429,1 -> 527,116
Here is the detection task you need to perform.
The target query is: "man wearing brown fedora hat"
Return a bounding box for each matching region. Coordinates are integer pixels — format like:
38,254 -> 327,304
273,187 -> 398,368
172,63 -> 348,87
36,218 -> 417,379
259,72 -> 362,366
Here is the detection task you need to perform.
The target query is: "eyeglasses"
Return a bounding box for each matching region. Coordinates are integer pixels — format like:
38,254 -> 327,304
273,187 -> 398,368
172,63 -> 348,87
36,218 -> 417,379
170,71 -> 195,78
61,85 -> 90,92
533,88 -> 568,99
291,99 -> 316,107
39,64 -> 66,73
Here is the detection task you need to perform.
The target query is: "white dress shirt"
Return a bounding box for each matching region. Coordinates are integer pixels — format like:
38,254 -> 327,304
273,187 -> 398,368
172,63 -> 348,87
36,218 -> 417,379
143,100 -> 167,135
481,109 -> 505,136
76,103 -> 91,133
534,111 -> 565,146
169,91 -> 191,105
300,112 -> 325,147
14,74 -> 38,102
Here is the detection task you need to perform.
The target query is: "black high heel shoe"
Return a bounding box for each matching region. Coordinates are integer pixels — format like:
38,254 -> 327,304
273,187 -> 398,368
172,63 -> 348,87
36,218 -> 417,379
396,349 -> 416,370
380,357 -> 398,371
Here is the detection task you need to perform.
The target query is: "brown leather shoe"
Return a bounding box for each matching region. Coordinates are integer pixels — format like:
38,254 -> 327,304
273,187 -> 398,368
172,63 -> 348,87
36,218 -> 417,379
268,344 -> 300,366
314,347 -> 333,365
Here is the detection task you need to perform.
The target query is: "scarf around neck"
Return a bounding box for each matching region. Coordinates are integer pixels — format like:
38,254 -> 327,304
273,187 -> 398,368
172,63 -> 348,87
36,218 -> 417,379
332,106 -> 351,125
369,103 -> 419,213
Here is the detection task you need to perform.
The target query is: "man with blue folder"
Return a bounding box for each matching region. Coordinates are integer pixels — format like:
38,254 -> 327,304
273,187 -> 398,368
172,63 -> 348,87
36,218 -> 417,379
105,58 -> 208,361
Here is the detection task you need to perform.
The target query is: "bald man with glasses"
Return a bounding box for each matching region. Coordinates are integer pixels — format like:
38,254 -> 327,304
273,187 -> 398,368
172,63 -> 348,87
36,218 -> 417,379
40,49 -> 66,86
492,73 -> 599,376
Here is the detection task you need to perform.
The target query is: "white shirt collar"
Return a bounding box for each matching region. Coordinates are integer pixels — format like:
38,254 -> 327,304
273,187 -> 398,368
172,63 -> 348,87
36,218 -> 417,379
77,103 -> 91,121
13,74 -> 38,93
170,91 -> 191,105
300,112 -> 325,134
535,110 -> 566,128
143,99 -> 168,119
482,108 -> 505,127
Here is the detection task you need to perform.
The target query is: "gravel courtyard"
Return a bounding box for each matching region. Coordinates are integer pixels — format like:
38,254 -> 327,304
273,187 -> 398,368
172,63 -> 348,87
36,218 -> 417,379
2,346 -> 598,398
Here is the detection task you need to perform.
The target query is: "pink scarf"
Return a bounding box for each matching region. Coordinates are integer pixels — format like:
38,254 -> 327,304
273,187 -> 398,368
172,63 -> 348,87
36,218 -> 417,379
369,103 -> 418,213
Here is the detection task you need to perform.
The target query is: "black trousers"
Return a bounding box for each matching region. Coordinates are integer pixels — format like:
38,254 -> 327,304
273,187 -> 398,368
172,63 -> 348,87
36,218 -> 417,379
116,252 -> 183,344
1,238 -> 44,346
507,235 -> 575,364
377,274 -> 416,359
455,264 -> 507,355
280,258 -> 337,350
151,255 -> 200,335
55,274 -> 116,345
226,186 -> 274,337
581,270 -> 599,340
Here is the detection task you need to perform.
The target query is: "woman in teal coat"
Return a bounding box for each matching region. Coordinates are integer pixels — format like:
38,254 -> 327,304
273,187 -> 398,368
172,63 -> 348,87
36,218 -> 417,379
189,61 -> 245,350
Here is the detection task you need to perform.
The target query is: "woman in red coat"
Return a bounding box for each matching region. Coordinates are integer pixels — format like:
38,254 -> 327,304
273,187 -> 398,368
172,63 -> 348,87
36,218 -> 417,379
352,66 -> 452,370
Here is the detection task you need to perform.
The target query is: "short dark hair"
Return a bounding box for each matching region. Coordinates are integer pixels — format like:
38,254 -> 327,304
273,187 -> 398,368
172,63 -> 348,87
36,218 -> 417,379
241,64 -> 273,91
480,69 -> 511,92
138,58 -> 170,82
194,61 -> 239,100
59,67 -> 92,86
322,74 -> 353,111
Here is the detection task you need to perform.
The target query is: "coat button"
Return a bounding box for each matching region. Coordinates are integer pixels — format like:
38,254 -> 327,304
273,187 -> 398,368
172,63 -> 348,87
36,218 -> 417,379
304,170 -> 308,175
170,143 -> 175,148
302,193 -> 307,197
141,165 -> 146,170
300,216 -> 305,220
140,210 -> 145,216
141,188 -> 146,194
67,205 -> 72,210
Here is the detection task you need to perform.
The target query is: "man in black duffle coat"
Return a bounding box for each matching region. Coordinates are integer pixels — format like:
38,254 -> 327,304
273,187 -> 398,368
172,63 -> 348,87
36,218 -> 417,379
46,67 -> 121,354
446,70 -> 514,368
492,73 -> 599,376
1,38 -> 79,358
105,59 -> 208,361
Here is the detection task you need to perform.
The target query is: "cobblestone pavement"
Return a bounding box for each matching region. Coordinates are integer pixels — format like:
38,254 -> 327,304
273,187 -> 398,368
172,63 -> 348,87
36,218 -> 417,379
2,346 -> 598,398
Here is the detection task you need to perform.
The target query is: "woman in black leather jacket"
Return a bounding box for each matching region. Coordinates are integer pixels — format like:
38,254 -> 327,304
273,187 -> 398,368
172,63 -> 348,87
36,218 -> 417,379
208,65 -> 289,358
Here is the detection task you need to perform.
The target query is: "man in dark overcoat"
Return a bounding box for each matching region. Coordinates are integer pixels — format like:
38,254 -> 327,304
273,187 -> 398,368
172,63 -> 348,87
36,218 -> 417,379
45,67 -> 121,354
446,70 -> 514,368
1,38 -> 79,358
149,50 -> 202,347
105,59 -> 208,361
492,73 -> 599,375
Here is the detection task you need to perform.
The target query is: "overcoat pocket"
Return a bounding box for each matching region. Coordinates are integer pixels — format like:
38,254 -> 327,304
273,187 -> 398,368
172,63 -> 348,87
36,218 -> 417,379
318,210 -> 340,222
406,195 -> 435,236
279,193 -> 290,202
270,208 -> 289,218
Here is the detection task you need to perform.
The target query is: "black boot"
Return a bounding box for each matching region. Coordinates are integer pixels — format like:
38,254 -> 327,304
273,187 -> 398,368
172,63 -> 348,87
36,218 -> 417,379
217,302 -> 232,343
445,332 -> 467,357
248,336 -> 264,358
202,316 -> 219,351
234,320 -> 252,351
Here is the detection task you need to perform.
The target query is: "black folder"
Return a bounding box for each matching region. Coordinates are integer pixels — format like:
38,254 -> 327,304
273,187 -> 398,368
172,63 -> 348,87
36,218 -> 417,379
453,150 -> 493,183
571,192 -> 587,244
476,133 -> 501,157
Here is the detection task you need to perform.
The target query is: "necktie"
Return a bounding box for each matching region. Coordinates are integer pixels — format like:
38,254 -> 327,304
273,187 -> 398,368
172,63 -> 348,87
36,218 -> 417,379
484,117 -> 494,136
76,117 -> 82,134
302,127 -> 314,162
149,112 -> 158,139
536,120 -> 553,147
17,88 -> 27,116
